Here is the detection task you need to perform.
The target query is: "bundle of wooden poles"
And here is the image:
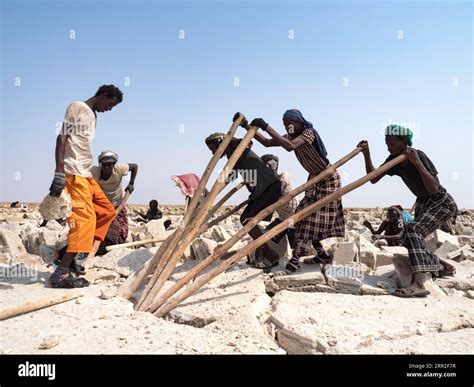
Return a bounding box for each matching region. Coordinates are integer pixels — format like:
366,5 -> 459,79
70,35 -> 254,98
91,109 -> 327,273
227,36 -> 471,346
118,114 -> 407,318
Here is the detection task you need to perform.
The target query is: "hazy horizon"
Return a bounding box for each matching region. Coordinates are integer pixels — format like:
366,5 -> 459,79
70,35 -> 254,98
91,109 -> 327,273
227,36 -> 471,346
1,0 -> 472,209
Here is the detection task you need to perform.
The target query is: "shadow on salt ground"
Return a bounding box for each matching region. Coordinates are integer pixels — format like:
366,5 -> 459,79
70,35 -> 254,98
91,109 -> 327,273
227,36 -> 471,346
180,290 -> 249,308
171,259 -> 221,275
215,272 -> 262,289
114,249 -> 154,273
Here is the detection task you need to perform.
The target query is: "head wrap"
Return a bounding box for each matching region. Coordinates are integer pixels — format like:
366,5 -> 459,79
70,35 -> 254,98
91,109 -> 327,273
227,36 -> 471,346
385,125 -> 413,146
205,132 -> 226,144
283,109 -> 328,159
205,133 -> 253,152
261,154 -> 279,163
98,150 -> 118,163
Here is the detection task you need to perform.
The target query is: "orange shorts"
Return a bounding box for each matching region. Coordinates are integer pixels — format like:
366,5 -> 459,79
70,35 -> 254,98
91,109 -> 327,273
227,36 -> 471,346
65,175 -> 115,253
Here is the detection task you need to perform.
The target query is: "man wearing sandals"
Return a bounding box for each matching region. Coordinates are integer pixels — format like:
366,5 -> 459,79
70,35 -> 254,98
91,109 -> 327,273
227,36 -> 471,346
48,85 -> 123,288
358,125 -> 458,297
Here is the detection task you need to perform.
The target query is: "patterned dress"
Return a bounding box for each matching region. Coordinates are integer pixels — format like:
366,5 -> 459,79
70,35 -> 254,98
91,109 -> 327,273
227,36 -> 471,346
284,128 -> 345,256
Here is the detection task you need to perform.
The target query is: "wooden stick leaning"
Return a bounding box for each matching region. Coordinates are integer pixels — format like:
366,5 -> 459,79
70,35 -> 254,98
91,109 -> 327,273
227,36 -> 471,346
118,229 -> 180,300
115,191 -> 131,216
199,199 -> 249,235
133,228 -> 184,309
106,237 -> 166,251
137,125 -> 258,311
133,116 -> 245,307
118,200 -> 246,297
152,153 -> 408,317
124,198 -> 247,303
0,290 -> 84,321
145,147 -> 362,312
181,115 -> 245,228
203,182 -> 245,223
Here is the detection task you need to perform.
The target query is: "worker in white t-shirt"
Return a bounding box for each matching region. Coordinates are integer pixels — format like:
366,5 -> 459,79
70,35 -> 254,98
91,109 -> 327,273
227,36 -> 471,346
48,85 -> 123,288
91,150 -> 138,254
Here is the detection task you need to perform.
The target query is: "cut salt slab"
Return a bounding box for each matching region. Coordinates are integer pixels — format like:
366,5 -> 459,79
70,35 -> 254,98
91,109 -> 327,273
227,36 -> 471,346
333,241 -> 357,265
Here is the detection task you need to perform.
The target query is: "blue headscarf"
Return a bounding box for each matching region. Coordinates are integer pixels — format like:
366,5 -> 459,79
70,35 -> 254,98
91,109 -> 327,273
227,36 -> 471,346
283,109 -> 328,160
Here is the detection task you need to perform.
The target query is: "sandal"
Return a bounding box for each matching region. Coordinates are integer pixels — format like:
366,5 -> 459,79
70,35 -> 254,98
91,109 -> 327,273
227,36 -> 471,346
271,258 -> 300,277
50,272 -> 90,288
303,255 -> 333,265
392,287 -> 430,298
437,259 -> 456,277
253,258 -> 279,270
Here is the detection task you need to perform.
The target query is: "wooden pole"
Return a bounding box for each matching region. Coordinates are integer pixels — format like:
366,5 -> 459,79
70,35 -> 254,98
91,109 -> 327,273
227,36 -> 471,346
134,116 -> 245,302
204,182 -> 245,223
0,290 -> 84,321
115,191 -> 130,216
118,229 -> 179,300
133,228 -> 184,309
105,237 -> 166,251
125,116 -> 242,305
152,154 -> 408,317
145,147 -> 362,312
137,126 -> 258,311
182,114 -> 245,228
198,199 -> 249,235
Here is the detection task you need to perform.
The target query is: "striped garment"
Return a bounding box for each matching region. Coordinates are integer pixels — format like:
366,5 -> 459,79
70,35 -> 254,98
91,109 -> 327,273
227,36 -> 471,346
403,186 -> 458,273
284,128 -> 345,256
293,172 -> 345,256
105,207 -> 129,244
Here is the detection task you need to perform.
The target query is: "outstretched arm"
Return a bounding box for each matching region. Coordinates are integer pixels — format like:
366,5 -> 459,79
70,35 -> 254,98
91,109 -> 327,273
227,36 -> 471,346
362,219 -> 377,234
357,140 -> 385,184
246,128 -> 280,148
248,117 -> 306,152
264,125 -> 306,152
49,129 -> 70,197
55,130 -> 69,174
232,112 -> 303,149
125,163 -> 138,194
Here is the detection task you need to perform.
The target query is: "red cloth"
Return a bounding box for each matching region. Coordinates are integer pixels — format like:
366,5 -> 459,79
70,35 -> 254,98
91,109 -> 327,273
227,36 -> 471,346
171,173 -> 201,197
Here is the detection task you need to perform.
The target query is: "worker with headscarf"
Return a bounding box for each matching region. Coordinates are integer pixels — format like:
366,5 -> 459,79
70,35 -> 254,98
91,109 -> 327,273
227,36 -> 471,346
90,150 -> 138,254
358,124 -> 458,297
234,110 -> 345,276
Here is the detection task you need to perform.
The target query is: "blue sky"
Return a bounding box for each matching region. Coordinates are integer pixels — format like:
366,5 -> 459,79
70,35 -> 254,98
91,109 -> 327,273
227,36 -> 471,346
1,0 -> 472,208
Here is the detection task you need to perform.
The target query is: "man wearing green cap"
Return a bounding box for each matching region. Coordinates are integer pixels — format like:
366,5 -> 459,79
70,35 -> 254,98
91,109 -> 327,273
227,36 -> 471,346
357,125 -> 458,297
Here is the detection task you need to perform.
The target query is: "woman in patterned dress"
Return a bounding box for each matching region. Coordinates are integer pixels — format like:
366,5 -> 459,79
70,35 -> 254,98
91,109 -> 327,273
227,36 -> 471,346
234,110 -> 345,275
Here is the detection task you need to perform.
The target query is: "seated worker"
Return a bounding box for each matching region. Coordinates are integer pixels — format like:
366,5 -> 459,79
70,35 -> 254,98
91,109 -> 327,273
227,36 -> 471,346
137,200 -> 172,229
90,150 -> 138,255
205,132 -> 282,269
363,206 -> 412,246
260,154 -> 299,250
